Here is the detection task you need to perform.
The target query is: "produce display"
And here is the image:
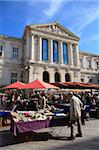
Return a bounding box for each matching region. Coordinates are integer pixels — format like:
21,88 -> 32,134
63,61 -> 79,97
11,109 -> 66,123
11,111 -> 48,123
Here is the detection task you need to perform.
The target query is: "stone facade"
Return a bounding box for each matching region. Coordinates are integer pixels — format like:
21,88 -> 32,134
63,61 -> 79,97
0,22 -> 99,86
79,52 -> 99,84
0,35 -> 22,86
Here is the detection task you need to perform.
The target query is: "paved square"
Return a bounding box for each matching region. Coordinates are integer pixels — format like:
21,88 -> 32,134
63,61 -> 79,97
0,119 -> 99,150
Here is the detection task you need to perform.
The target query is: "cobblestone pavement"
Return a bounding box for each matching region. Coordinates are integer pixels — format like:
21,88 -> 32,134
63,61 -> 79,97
0,119 -> 99,150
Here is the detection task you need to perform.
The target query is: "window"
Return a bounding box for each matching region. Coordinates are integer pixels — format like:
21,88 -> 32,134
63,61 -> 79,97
65,73 -> 71,82
12,47 -> 18,58
43,71 -> 49,83
55,72 -> 60,82
53,41 -> 58,63
11,73 -> 17,83
81,78 -> 84,82
63,43 -> 68,64
80,59 -> 83,68
96,61 -> 99,69
42,38 -> 48,61
98,80 -> 99,84
87,60 -> 91,69
0,45 -> 2,56
89,78 -> 92,83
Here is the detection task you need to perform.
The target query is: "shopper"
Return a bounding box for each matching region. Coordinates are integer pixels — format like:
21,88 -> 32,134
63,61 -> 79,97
68,92 -> 83,140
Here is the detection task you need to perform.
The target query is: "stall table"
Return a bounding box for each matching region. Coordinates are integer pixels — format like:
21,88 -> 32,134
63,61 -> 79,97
10,115 -> 69,136
11,119 -> 50,136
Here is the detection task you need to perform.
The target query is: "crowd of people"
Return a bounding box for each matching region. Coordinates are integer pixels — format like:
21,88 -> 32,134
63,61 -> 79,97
0,90 -> 99,140
0,90 -> 99,114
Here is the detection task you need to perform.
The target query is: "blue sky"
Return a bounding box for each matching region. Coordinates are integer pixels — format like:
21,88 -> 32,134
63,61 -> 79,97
0,0 -> 99,55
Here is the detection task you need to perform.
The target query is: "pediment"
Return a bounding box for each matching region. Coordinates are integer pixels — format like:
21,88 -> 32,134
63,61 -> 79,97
30,23 -> 79,39
34,24 -> 68,35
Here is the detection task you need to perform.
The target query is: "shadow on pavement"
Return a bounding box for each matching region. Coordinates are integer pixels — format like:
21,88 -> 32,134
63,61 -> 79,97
0,130 -> 50,147
1,129 -> 99,150
0,128 -> 72,147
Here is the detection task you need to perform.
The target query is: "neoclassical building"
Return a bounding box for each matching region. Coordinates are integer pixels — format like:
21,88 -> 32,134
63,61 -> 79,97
0,22 -> 99,86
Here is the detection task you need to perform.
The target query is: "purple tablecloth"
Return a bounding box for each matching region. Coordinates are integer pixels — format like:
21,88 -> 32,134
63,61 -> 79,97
11,119 -> 50,136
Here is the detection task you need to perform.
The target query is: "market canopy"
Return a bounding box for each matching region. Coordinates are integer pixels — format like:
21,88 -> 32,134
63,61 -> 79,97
22,79 -> 59,89
51,82 -> 78,89
51,82 -> 99,89
3,81 -> 25,90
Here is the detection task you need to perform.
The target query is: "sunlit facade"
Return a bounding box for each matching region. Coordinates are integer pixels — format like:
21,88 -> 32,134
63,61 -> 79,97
0,22 -> 99,86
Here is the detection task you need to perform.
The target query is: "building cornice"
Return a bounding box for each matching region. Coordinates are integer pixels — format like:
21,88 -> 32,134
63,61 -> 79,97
29,22 -> 79,40
0,34 -> 22,42
79,51 -> 99,57
30,28 -> 79,42
28,60 -> 81,71
80,71 -> 98,75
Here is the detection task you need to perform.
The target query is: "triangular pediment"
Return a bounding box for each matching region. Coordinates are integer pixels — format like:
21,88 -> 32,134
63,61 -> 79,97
29,22 -> 79,39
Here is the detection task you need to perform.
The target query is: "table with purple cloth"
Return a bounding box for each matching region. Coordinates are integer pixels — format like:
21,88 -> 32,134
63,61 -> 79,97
11,119 -> 50,136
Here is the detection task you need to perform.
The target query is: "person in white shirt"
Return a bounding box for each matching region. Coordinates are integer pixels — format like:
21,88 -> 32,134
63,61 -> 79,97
68,92 -> 83,140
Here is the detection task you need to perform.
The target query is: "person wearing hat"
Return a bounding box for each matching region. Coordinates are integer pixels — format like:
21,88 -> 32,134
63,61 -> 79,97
68,92 -> 83,140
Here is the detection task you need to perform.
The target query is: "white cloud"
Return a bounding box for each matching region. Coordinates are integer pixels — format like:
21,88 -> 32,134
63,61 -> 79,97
25,0 -> 71,24
23,0 -> 99,35
77,9 -> 99,34
43,0 -> 66,18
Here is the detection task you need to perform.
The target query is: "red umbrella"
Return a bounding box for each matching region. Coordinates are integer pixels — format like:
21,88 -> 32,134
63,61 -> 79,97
22,79 -> 59,89
3,81 -> 25,90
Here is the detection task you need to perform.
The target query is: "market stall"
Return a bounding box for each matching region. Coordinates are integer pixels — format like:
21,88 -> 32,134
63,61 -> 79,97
51,82 -> 99,90
3,81 -> 25,90
21,79 -> 59,89
10,111 -> 68,136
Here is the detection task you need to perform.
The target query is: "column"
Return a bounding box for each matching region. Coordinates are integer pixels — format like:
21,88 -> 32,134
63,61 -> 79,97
59,41 -> 63,64
75,44 -> 80,67
68,42 -> 73,66
48,39 -> 53,63
38,37 -> 42,61
30,34 -> 35,61
26,35 -> 30,59
67,42 -> 70,65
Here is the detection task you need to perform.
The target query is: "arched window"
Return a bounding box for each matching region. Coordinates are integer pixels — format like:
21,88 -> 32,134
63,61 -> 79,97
55,72 -> 60,82
65,73 -> 71,82
43,71 -> 49,83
